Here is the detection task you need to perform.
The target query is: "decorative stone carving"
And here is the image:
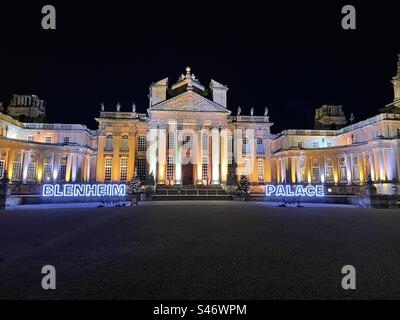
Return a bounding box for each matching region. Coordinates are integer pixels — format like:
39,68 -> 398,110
149,91 -> 230,113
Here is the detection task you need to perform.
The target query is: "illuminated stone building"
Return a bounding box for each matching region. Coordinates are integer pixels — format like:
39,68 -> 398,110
0,57 -> 399,199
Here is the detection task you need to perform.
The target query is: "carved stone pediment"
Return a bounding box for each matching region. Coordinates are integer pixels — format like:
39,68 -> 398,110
148,91 -> 231,114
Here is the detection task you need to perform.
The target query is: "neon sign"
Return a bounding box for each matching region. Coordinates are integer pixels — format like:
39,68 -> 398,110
265,185 -> 324,197
42,184 -> 126,197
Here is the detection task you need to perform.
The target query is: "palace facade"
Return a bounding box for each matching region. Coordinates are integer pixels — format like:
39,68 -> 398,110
0,58 -> 400,196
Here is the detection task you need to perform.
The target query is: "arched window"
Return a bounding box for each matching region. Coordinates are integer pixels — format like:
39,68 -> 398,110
121,134 -> 129,151
183,134 -> 192,150
138,136 -> 146,152
243,137 -> 248,145
256,137 -> 264,154
105,134 -> 113,151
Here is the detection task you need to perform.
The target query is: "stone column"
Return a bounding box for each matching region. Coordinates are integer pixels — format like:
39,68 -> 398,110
196,129 -> 203,184
53,154 -> 60,182
22,151 -> 29,183
148,127 -> 158,181
66,153 -> 73,182
235,130 -> 243,179
71,153 -> 78,182
211,127 -> 220,184
157,127 -> 167,184
377,149 -> 385,181
220,128 -> 228,184
345,154 -> 352,185
7,149 -> 15,181
174,123 -> 181,185
297,156 -> 302,183
395,147 -> 400,181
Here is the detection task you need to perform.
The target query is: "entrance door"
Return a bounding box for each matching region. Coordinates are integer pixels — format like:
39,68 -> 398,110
182,163 -> 193,185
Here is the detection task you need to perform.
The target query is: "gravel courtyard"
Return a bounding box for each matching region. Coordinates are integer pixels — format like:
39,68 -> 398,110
0,201 -> 399,300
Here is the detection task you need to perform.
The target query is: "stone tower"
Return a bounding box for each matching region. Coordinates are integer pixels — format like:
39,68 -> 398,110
392,54 -> 400,107
6,94 -> 46,122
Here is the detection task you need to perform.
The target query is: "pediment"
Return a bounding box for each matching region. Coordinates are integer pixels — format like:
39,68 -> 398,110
148,91 -> 231,114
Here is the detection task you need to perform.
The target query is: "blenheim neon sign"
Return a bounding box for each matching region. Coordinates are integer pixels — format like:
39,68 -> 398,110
42,184 -> 126,197
265,185 -> 324,197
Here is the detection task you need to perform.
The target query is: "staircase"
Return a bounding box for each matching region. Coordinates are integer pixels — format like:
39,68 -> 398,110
153,184 -> 233,201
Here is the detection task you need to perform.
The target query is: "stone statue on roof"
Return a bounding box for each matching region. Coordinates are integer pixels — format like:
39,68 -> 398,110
250,107 -> 254,116
237,106 -> 241,116
101,102 -> 105,111
132,102 -> 136,113
116,102 -> 121,112
264,107 -> 269,116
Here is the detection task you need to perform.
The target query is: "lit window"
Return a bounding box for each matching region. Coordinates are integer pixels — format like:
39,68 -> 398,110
202,133 -> 208,150
167,156 -> 174,181
138,136 -> 146,152
257,137 -> 264,154
183,135 -> 192,150
340,165 -> 347,182
312,167 -> 320,182
27,135 -> 34,142
12,161 -> 21,180
353,164 -> 360,182
300,166 -> 306,182
104,157 -> 112,181
202,157 -> 208,182
0,160 -> 5,179
167,132 -> 174,150
44,136 -> 52,143
121,135 -> 129,151
27,163 -> 36,181
298,141 -> 303,148
228,135 -> 234,164
43,164 -> 53,181
105,134 -> 113,152
243,158 -> 250,176
137,158 -> 147,181
120,157 -> 128,181
63,137 -> 70,144
257,159 -> 264,182
58,155 -> 67,180
312,141 -> 319,149
242,137 -> 249,154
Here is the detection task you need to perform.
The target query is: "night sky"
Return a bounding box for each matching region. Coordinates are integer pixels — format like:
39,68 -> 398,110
0,1 -> 399,133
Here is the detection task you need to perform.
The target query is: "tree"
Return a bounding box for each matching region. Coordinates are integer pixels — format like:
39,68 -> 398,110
236,175 -> 250,196
128,171 -> 142,206
129,172 -> 142,194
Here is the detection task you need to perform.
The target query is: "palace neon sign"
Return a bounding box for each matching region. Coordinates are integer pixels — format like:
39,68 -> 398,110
265,185 -> 324,197
42,184 -> 126,197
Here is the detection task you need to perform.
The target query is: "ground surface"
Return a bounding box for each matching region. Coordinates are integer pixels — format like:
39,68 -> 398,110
0,201 -> 399,300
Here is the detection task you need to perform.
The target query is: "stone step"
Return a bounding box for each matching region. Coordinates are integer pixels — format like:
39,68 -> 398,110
152,195 -> 234,201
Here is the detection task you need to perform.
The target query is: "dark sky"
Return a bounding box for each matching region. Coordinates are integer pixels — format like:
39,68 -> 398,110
0,1 -> 399,132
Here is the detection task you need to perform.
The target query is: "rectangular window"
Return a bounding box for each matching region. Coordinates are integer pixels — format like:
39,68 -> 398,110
202,133 -> 208,150
257,159 -> 264,182
353,164 -> 360,182
43,164 -> 53,182
312,166 -> 320,181
12,161 -> 21,180
312,141 -> 319,149
137,158 -> 147,182
120,157 -> 128,181
228,136 -> 234,164
63,137 -> 70,144
340,165 -> 347,182
27,163 -> 36,181
0,160 -> 5,179
300,166 -> 306,182
27,135 -> 34,142
243,158 -> 250,176
325,166 -> 334,182
58,155 -> 67,181
104,157 -> 112,181
202,157 -> 208,182
44,136 -> 52,143
138,136 -> 146,152
168,133 -> 174,150
298,141 -> 303,148
167,156 -> 174,181
327,142 -> 332,147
